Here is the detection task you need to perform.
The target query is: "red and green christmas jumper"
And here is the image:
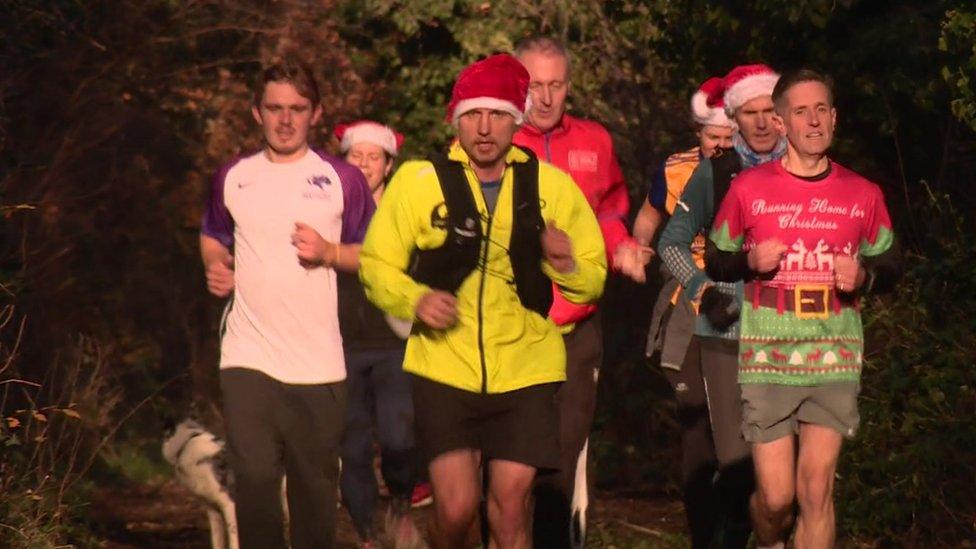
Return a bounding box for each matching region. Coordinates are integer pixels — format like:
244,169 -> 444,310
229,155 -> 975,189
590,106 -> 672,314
708,160 -> 895,386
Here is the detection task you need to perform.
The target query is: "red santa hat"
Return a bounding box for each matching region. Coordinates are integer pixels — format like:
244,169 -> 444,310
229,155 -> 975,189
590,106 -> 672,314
722,64 -> 780,115
691,77 -> 734,128
334,120 -> 404,157
446,54 -> 530,125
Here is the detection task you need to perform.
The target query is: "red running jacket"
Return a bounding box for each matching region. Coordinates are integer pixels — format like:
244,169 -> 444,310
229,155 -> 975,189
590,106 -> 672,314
514,114 -> 633,326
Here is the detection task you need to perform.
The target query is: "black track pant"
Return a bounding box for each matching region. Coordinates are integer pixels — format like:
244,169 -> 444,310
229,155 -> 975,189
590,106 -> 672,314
221,367 -> 346,549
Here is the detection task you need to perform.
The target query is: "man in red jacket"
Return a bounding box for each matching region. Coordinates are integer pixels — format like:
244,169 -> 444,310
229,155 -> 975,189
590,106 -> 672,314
513,34 -> 647,548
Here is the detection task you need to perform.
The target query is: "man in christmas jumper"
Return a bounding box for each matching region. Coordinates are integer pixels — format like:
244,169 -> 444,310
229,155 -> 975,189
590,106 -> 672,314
658,63 -> 787,548
359,54 -> 606,549
705,69 -> 901,549
200,61 -> 374,549
638,77 -> 736,548
512,34 -> 648,549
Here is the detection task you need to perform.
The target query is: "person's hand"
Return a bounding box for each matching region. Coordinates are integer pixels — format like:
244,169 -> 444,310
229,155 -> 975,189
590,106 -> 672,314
613,243 -> 654,283
291,222 -> 336,268
833,254 -> 864,293
415,291 -> 459,329
700,286 -> 740,331
205,254 -> 235,297
747,238 -> 788,274
541,222 -> 576,274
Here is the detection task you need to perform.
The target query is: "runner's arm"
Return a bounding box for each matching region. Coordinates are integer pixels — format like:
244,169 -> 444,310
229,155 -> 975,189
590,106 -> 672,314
704,241 -> 752,283
359,163 -> 432,320
334,161 -> 376,273
860,240 -> 902,294
595,146 -> 636,262
200,234 -> 232,269
545,172 -> 608,305
658,162 -> 713,299
632,198 -> 664,248
858,188 -> 902,294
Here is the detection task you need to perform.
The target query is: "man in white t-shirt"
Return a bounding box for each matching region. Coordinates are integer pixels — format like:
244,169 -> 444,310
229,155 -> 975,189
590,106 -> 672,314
200,60 -> 374,549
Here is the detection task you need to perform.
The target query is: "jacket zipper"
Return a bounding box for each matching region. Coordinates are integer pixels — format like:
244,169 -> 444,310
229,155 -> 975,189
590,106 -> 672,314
475,169 -> 505,394
543,132 -> 552,162
477,213 -> 492,394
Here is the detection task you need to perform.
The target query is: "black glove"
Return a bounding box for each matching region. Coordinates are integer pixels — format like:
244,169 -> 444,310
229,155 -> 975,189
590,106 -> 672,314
700,286 -> 740,331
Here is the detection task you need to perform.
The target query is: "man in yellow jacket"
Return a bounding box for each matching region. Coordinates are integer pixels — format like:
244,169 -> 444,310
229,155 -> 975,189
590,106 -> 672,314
359,54 -> 606,549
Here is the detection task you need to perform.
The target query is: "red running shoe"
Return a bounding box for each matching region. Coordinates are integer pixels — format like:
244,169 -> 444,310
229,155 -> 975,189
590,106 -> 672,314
410,482 -> 433,508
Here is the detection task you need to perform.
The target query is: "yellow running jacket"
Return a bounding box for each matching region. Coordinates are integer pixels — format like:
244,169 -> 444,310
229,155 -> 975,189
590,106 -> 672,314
359,143 -> 607,394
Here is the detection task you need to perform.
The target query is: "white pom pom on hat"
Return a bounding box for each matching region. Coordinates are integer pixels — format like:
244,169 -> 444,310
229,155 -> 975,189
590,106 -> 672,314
691,77 -> 734,128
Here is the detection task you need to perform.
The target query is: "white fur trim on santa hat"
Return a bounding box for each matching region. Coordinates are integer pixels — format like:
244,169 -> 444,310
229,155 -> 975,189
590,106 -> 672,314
340,123 -> 399,156
723,72 -> 780,116
691,90 -> 734,128
451,96 -> 524,125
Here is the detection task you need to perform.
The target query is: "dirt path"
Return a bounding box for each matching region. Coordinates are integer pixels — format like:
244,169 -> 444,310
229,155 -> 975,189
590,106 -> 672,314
89,480 -> 687,548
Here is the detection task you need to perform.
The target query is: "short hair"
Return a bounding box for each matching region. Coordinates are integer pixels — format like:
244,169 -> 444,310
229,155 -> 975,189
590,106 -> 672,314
252,60 -> 320,107
513,34 -> 572,73
772,69 -> 834,113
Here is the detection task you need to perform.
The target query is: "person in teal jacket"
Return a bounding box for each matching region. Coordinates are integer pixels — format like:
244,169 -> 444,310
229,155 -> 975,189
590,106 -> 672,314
658,63 -> 786,549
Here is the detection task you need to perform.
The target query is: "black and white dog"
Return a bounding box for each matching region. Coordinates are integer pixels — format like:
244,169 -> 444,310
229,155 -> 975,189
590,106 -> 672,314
162,418 -> 239,549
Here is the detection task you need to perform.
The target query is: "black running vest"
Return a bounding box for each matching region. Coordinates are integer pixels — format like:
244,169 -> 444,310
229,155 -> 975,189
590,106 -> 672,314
408,147 -> 553,317
709,147 -> 743,227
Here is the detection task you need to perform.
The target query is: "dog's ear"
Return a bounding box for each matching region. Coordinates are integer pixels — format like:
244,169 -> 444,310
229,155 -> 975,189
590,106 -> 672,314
161,414 -> 178,438
188,400 -> 203,423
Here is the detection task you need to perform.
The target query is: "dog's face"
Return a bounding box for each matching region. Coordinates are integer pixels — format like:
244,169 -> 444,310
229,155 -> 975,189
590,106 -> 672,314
162,418 -> 208,465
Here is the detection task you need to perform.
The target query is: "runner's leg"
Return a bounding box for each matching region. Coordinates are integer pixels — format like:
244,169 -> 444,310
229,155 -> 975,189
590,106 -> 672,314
487,459 -> 537,549
220,368 -> 287,549
750,435 -> 796,547
700,337 -> 754,548
794,423 -> 843,549
340,351 -> 379,541
428,449 -> 481,549
663,337 -> 719,548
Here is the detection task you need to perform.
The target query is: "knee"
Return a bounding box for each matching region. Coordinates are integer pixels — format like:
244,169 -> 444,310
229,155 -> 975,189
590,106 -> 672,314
796,474 -> 833,514
757,483 -> 795,517
436,496 -> 478,530
489,487 -> 531,527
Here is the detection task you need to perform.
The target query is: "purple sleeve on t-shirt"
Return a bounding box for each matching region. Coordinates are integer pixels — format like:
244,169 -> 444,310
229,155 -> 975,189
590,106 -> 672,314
319,152 -> 376,244
200,157 -> 243,249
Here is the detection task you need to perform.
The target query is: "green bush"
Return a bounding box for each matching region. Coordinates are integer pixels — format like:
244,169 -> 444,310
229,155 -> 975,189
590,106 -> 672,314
837,188 -> 976,544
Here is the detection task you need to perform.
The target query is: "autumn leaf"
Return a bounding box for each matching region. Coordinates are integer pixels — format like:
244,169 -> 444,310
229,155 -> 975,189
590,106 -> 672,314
60,408 -> 82,420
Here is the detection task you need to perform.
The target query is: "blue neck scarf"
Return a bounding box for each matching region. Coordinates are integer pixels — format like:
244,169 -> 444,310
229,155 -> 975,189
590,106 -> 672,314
733,133 -> 787,168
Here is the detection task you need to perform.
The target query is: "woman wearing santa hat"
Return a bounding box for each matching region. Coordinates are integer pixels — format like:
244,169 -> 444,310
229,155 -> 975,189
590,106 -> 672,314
334,120 -> 424,548
633,77 -> 736,248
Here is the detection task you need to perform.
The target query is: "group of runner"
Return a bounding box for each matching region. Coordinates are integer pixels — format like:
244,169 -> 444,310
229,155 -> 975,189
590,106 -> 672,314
200,33 -> 900,549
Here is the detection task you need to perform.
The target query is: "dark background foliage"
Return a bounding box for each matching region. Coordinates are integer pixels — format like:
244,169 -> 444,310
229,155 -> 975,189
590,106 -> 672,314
2,0 -> 974,545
